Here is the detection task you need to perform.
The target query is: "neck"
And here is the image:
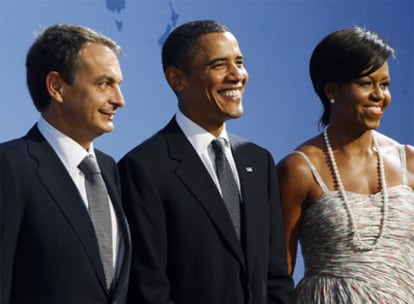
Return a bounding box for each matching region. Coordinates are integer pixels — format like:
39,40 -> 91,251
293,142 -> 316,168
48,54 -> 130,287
323,125 -> 376,156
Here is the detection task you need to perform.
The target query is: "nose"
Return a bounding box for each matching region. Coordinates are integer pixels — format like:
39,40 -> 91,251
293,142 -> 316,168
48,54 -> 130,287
110,85 -> 125,107
371,85 -> 385,101
228,63 -> 247,82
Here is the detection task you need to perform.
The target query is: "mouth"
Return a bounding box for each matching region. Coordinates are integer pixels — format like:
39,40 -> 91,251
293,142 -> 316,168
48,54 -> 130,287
365,106 -> 383,117
99,109 -> 115,120
218,89 -> 242,98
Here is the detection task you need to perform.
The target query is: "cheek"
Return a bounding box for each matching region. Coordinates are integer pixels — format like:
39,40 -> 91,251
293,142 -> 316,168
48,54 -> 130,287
242,69 -> 249,83
384,92 -> 392,107
86,91 -> 105,106
350,91 -> 369,105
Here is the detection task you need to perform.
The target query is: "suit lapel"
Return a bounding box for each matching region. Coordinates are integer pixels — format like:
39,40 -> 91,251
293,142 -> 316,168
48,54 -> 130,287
164,119 -> 245,269
26,127 -> 108,291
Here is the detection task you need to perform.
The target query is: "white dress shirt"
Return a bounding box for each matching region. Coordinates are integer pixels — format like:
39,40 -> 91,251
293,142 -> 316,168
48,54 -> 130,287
175,110 -> 241,195
37,116 -> 119,268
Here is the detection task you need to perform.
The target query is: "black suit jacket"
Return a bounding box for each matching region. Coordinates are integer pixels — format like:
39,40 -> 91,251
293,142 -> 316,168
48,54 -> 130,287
118,117 -> 293,304
0,125 -> 131,304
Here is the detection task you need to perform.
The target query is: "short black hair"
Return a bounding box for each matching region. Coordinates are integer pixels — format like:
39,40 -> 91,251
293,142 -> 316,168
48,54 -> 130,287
161,20 -> 230,73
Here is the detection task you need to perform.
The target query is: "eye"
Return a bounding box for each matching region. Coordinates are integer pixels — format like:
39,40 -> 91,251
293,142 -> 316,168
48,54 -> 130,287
97,81 -> 111,90
380,82 -> 390,89
355,80 -> 372,87
211,62 -> 226,70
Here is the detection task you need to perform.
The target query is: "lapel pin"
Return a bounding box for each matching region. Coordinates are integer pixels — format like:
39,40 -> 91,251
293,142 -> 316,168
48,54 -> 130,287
245,167 -> 253,173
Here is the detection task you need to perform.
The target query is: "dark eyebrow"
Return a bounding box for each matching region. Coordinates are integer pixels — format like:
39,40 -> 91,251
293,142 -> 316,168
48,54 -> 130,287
95,75 -> 120,84
205,57 -> 227,67
205,55 -> 244,67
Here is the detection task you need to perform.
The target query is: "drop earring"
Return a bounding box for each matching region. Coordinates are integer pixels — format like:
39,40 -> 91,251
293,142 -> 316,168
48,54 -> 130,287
330,99 -> 335,104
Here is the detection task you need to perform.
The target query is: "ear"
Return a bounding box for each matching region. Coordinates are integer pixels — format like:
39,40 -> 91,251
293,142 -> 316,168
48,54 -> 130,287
46,71 -> 65,103
323,81 -> 338,101
165,66 -> 186,93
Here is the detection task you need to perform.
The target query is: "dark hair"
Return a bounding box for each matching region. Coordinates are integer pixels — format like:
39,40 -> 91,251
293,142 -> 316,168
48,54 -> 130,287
161,20 -> 230,73
309,26 -> 394,127
26,24 -> 121,112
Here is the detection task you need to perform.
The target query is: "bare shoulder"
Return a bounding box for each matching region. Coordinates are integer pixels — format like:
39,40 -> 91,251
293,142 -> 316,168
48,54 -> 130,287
277,134 -> 327,212
375,131 -> 414,187
277,135 -> 323,186
403,144 -> 414,188
375,131 -> 413,156
375,131 -> 404,150
403,143 -> 414,159
403,144 -> 414,180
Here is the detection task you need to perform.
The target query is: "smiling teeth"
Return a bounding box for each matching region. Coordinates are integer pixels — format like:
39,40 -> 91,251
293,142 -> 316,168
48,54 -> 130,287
220,90 -> 241,97
368,106 -> 382,114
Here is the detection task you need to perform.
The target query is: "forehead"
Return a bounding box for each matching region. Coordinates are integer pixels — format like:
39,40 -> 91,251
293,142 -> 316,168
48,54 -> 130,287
78,42 -> 118,66
196,32 -> 241,57
77,42 -> 121,76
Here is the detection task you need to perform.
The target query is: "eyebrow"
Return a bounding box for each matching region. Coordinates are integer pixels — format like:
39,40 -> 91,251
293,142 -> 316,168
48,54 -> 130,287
362,74 -> 391,81
205,55 -> 244,67
95,74 -> 121,84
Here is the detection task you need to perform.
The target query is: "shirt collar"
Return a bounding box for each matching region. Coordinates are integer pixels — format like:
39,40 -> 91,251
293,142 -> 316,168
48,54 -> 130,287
37,116 -> 94,173
175,110 -> 230,155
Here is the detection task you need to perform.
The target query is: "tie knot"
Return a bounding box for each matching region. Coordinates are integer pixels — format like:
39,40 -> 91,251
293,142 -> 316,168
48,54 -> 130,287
78,155 -> 101,175
211,138 -> 227,156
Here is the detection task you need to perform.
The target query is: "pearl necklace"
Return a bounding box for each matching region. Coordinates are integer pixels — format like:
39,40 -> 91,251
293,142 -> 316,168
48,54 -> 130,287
323,126 -> 388,251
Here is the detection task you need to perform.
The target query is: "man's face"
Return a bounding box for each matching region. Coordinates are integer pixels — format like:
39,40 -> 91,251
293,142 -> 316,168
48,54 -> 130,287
177,31 -> 248,134
58,42 -> 125,147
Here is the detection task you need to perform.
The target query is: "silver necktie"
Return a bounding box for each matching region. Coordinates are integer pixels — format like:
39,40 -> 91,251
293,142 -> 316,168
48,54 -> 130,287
211,138 -> 241,239
78,155 -> 114,289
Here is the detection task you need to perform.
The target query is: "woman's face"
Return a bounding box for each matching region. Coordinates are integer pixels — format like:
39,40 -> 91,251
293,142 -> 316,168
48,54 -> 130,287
330,62 -> 391,131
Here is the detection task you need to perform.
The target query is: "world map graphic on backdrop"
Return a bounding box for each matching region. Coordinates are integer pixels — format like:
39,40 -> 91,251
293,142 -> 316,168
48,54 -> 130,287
158,1 -> 180,46
104,0 -> 179,47
104,0 -> 126,31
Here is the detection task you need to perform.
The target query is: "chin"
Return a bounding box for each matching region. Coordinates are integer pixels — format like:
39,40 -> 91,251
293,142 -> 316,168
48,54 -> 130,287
364,120 -> 381,131
371,118 -> 382,127
226,113 -> 243,121
104,121 -> 115,130
229,107 -> 244,118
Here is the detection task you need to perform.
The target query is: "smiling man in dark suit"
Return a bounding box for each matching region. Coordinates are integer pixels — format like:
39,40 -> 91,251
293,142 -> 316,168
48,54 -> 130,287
0,24 -> 131,304
118,20 -> 293,304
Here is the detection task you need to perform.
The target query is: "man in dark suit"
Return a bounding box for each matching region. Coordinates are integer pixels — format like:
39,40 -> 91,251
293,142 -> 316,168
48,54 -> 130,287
118,20 -> 293,304
0,24 -> 131,304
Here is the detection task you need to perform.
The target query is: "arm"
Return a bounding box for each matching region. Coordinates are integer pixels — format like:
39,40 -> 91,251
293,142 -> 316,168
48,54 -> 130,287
276,153 -> 312,276
267,153 -> 294,303
405,144 -> 414,189
0,147 -> 24,304
118,155 -> 174,304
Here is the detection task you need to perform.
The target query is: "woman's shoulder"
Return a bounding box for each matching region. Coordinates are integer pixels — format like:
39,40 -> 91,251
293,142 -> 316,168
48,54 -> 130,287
375,131 -> 414,183
374,131 -> 413,155
277,135 -> 324,175
374,131 -> 401,146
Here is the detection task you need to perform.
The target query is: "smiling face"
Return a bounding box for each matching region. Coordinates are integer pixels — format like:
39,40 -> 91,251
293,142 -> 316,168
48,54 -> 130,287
328,62 -> 391,132
173,31 -> 248,135
50,42 -> 125,148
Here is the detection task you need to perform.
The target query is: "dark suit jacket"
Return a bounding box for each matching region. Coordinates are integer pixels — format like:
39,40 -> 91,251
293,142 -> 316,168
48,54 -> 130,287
118,117 -> 293,304
0,125 -> 131,304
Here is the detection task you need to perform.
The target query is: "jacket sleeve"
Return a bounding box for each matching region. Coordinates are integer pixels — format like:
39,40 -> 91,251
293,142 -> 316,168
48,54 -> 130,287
267,154 -> 294,303
0,146 -> 24,304
118,154 -> 174,304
